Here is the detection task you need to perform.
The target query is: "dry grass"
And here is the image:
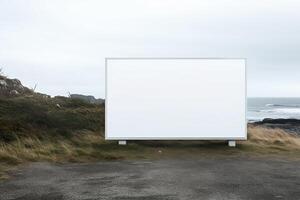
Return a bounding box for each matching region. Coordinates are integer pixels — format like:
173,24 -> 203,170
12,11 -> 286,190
1,126 -> 300,180
0,131 -> 119,165
245,125 -> 300,150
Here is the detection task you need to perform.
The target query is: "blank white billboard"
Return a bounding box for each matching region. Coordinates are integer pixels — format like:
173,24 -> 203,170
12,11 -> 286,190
106,58 -> 246,140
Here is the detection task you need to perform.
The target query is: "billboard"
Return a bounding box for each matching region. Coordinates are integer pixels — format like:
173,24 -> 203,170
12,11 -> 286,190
105,58 -> 246,140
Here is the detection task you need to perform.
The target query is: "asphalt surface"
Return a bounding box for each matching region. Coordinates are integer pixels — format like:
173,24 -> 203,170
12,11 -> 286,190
0,158 -> 300,200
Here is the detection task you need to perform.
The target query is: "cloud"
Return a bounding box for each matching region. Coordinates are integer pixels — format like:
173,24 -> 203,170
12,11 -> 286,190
0,0 -> 300,97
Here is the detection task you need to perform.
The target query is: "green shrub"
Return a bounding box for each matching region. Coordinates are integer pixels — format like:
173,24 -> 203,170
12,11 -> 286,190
0,95 -> 104,141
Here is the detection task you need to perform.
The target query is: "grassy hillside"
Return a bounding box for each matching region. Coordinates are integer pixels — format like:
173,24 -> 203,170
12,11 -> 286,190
0,95 -> 104,141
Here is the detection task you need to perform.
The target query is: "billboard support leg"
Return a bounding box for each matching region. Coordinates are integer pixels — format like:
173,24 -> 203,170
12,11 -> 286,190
118,141 -> 127,145
228,141 -> 236,147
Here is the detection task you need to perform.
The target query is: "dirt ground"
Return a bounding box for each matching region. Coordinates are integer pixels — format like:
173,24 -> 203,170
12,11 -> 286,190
0,157 -> 300,200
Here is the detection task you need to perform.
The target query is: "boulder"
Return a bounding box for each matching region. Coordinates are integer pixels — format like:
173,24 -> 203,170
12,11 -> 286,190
0,79 -> 7,87
0,76 -> 33,97
70,94 -> 104,104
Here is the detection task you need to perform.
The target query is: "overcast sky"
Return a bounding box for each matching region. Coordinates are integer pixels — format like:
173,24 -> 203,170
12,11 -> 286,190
0,0 -> 300,98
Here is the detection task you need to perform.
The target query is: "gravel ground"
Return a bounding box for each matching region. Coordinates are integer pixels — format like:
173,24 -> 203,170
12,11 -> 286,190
0,158 -> 300,200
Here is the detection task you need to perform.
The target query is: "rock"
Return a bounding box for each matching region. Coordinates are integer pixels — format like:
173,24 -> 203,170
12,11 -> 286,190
35,92 -> 51,99
70,94 -> 105,104
11,79 -> 21,85
260,118 -> 300,124
10,90 -> 19,95
0,79 -> 7,87
253,118 -> 300,135
0,76 -> 33,97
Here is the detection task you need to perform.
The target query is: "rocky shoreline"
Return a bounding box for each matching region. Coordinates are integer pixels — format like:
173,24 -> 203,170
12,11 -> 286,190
251,118 -> 300,134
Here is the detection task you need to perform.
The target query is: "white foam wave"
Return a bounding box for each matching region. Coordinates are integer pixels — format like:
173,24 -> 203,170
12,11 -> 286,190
265,104 -> 275,107
265,104 -> 300,108
261,108 -> 300,114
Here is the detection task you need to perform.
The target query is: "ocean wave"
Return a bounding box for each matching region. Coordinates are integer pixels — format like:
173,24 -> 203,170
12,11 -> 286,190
265,104 -> 300,108
261,108 -> 300,114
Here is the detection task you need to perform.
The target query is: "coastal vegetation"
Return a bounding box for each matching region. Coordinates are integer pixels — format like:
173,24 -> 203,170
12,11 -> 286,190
0,73 -> 300,179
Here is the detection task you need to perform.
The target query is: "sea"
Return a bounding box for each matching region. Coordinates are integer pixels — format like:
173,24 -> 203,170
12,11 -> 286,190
248,98 -> 300,122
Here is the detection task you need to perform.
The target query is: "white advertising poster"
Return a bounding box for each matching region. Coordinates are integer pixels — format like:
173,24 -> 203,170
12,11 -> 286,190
106,58 -> 246,140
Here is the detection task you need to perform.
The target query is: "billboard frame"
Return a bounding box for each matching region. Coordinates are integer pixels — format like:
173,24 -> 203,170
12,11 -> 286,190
105,58 -> 247,141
